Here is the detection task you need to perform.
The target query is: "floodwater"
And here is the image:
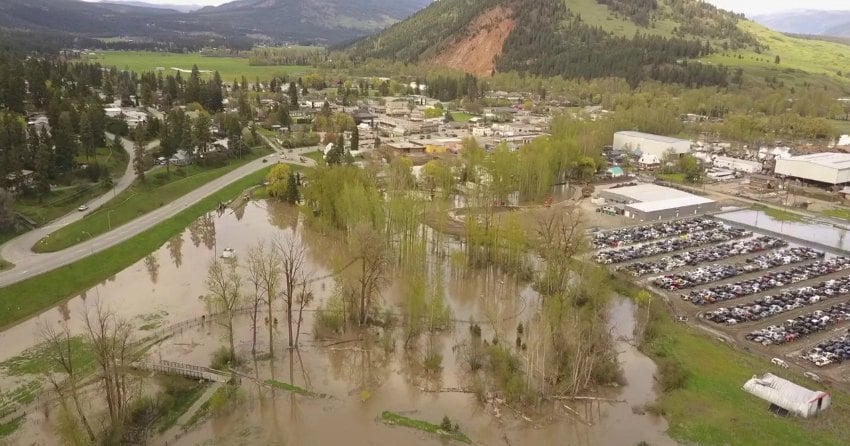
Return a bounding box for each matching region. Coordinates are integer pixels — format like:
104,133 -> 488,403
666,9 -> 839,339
1,198 -> 675,445
717,209 -> 850,252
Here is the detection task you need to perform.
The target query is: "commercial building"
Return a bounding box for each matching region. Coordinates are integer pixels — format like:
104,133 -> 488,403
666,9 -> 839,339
613,131 -> 691,159
599,183 -> 718,221
713,156 -> 762,174
743,373 -> 830,418
774,152 -> 850,185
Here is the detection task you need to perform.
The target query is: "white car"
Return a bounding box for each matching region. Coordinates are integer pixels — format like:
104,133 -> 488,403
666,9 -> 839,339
771,358 -> 790,369
77,205 -> 89,212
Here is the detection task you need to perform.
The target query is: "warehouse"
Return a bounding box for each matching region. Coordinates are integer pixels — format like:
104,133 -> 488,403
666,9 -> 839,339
774,152 -> 850,185
613,131 -> 691,159
713,156 -> 762,173
599,183 -> 718,221
743,373 -> 830,418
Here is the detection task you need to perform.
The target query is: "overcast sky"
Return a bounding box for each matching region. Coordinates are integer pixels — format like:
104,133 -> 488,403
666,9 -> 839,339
99,0 -> 850,15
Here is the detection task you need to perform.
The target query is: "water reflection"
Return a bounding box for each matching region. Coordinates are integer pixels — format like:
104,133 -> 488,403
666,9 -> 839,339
144,253 -> 160,284
167,234 -> 184,268
718,209 -> 850,252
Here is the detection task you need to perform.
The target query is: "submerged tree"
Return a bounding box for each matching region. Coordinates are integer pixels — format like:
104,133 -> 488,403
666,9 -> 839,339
205,258 -> 244,363
350,224 -> 389,326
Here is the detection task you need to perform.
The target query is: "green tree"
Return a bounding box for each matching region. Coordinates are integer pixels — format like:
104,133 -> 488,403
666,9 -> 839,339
52,112 -> 78,173
286,172 -> 300,204
132,126 -> 146,183
350,126 -> 359,152
266,163 -> 291,199
79,113 -> 95,161
288,81 -> 299,109
192,111 -> 212,153
678,154 -> 703,183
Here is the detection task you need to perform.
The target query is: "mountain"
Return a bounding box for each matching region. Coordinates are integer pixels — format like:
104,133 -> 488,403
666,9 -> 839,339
98,0 -> 204,13
753,10 -> 850,37
349,0 -> 756,85
0,0 -> 431,44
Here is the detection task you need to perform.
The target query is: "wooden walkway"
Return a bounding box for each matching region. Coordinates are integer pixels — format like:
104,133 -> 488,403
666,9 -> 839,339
133,360 -> 230,383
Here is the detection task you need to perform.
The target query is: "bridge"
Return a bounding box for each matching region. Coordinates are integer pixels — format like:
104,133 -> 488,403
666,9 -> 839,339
133,360 -> 230,383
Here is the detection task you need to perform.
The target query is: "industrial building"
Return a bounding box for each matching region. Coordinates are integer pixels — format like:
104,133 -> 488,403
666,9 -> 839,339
613,131 -> 691,159
774,152 -> 850,185
713,156 -> 762,173
599,183 -> 718,221
743,373 -> 830,418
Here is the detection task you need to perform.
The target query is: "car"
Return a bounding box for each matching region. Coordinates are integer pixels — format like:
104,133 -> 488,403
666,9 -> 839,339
804,371 -> 822,382
77,205 -> 89,212
771,358 -> 790,369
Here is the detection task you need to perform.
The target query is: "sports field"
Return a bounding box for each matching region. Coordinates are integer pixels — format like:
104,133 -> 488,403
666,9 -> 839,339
84,51 -> 309,81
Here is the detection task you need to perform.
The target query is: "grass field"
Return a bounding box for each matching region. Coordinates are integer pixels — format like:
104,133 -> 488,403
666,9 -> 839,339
0,166 -> 274,329
76,145 -> 130,178
35,148 -> 270,253
84,51 -> 310,81
822,207 -> 850,221
450,112 -> 473,122
642,302 -> 850,446
14,183 -> 110,226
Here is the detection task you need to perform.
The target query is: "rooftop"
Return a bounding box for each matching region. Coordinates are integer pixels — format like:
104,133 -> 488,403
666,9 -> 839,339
604,183 -> 694,202
615,131 -> 688,145
781,152 -> 850,169
627,196 -> 715,213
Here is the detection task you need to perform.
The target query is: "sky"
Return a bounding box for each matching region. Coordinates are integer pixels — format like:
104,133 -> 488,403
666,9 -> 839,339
97,0 -> 850,15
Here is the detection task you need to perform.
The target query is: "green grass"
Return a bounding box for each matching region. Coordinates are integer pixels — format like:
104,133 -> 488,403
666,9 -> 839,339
823,207 -> 850,221
76,145 -> 130,178
83,51 -> 310,81
35,149 -> 269,253
0,336 -> 94,377
0,415 -> 24,438
184,384 -> 239,428
380,411 -> 471,444
302,150 -> 323,163
702,21 -> 850,86
657,172 -> 686,184
0,166 -> 273,330
450,112 -> 472,122
0,259 -> 12,271
14,183 -> 111,226
265,379 -> 329,398
636,291 -> 850,446
0,381 -> 41,419
753,204 -> 805,222
154,380 -> 208,433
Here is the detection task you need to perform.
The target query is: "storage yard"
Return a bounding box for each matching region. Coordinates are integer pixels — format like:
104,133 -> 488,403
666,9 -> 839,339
593,214 -> 850,383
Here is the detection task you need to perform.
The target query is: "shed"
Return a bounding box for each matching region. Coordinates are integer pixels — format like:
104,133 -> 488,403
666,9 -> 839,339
743,373 -> 830,418
613,131 -> 691,158
774,152 -> 850,185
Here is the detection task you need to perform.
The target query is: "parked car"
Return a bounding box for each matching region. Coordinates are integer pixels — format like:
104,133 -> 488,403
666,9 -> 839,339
77,205 -> 89,212
771,358 -> 790,369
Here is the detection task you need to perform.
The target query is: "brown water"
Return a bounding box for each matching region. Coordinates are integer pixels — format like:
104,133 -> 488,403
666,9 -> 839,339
1,200 -> 675,445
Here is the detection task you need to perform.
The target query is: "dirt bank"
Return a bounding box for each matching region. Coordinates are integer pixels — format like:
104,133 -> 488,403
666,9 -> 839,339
430,6 -> 515,77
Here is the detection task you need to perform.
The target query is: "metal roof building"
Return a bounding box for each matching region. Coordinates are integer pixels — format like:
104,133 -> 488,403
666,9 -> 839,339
743,373 -> 830,418
613,131 -> 691,158
774,152 -> 850,185
599,184 -> 718,221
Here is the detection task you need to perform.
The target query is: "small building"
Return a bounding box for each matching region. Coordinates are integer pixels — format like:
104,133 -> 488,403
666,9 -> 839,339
169,150 -> 193,166
614,131 -> 691,159
4,170 -> 34,193
607,166 -> 625,178
743,373 -> 830,418
599,183 -> 717,221
774,152 -> 850,185
384,141 -> 425,154
714,156 -> 762,174
352,108 -> 378,127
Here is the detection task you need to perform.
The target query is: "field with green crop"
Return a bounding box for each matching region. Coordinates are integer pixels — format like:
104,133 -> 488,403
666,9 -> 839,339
84,51 -> 310,81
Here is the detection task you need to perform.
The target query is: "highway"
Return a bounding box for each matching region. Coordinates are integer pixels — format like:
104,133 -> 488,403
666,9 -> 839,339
0,135 -> 317,288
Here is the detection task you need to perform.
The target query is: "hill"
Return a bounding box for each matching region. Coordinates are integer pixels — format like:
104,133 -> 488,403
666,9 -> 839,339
349,0 -> 850,88
753,10 -> 850,37
0,0 -> 431,44
98,1 -> 204,13
349,0 -> 756,86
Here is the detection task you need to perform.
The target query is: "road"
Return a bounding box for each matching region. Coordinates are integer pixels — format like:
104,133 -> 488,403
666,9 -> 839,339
0,139 -> 317,289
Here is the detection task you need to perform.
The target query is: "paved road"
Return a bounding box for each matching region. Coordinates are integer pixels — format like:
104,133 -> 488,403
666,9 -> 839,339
0,141 -> 317,288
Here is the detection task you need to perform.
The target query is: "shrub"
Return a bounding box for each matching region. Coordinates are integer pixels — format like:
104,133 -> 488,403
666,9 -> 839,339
658,358 -> 689,392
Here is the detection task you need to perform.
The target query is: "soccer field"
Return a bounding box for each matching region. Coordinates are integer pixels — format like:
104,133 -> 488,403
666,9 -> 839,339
85,51 -> 310,81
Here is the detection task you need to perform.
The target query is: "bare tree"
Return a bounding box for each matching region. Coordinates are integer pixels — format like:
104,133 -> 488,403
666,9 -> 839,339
39,321 -> 96,442
274,234 -> 308,348
350,224 -> 389,326
84,301 -> 139,433
294,277 -> 314,346
205,258 -> 244,362
255,240 -> 283,357
245,244 -> 267,356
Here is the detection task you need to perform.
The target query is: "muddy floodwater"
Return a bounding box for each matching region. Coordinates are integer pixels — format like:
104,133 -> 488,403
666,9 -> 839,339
718,209 -> 850,253
2,200 -> 676,445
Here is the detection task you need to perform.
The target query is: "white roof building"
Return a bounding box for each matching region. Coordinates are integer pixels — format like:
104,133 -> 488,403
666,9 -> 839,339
774,152 -> 850,185
598,183 -> 718,221
743,373 -> 830,418
614,131 -> 691,158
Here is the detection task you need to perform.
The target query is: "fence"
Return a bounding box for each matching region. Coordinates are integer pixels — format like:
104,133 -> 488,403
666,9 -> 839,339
133,360 -> 229,383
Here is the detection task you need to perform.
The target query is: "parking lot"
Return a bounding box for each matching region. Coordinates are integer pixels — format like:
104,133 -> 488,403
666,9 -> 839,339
593,216 -> 850,383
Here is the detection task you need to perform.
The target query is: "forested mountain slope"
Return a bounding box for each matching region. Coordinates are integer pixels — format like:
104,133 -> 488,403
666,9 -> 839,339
349,0 -> 849,87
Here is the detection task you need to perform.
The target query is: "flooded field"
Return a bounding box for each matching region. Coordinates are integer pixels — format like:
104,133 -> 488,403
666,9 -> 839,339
717,209 -> 850,253
1,199 -> 674,445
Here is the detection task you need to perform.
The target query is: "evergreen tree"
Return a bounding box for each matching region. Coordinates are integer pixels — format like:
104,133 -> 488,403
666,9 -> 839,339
351,126 -> 359,152
52,112 -> 78,173
285,172 -> 300,204
79,113 -> 95,161
288,81 -> 299,109
132,126 -> 145,182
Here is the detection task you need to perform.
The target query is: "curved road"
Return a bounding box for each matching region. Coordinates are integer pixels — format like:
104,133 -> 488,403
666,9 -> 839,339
0,138 -> 317,288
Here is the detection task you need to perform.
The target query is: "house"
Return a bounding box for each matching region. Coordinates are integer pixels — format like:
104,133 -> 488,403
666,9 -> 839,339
384,141 -> 425,154
352,108 -> 378,127
169,150 -> 193,166
4,170 -> 34,193
743,373 -> 830,418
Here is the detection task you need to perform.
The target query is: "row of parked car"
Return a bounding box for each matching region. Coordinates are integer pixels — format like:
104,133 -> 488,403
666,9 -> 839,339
591,217 -> 723,250
802,330 -> 850,367
683,257 -> 850,305
746,301 -> 850,346
619,236 -> 789,277
595,227 -> 751,265
653,247 -> 824,291
704,275 -> 850,325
